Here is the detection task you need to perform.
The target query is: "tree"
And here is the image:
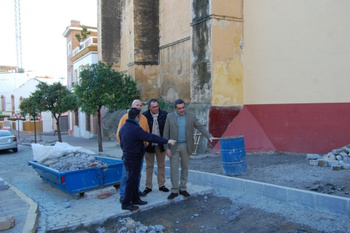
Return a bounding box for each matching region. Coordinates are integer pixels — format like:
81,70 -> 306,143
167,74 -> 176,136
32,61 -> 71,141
74,62 -> 140,152
75,25 -> 91,42
32,82 -> 78,142
19,96 -> 40,143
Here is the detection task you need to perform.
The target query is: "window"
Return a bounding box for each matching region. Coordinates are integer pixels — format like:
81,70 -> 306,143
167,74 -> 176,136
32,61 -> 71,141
67,42 -> 72,56
75,109 -> 79,126
73,69 -> 78,85
68,72 -> 72,89
86,114 -> 91,131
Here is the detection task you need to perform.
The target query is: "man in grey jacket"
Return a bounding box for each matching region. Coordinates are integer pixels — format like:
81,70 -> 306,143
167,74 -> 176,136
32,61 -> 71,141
164,99 -> 217,200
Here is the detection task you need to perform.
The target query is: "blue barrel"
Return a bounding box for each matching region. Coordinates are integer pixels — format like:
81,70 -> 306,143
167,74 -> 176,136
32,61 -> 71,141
220,136 -> 247,176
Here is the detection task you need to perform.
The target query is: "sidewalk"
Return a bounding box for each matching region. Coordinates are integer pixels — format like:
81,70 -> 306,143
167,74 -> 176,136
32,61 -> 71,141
0,132 -> 214,232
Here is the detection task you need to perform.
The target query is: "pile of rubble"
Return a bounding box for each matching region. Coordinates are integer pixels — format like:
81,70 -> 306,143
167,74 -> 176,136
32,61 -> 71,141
101,217 -> 166,233
306,145 -> 350,170
307,182 -> 346,194
46,152 -> 107,172
31,142 -> 107,172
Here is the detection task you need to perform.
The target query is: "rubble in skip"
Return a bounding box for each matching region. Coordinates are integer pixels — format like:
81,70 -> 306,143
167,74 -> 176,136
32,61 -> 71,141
31,142 -> 107,172
46,152 -> 107,172
306,144 -> 350,171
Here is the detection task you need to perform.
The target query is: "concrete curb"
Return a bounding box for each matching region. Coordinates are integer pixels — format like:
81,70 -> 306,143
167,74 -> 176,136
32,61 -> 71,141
8,184 -> 39,233
185,169 -> 350,218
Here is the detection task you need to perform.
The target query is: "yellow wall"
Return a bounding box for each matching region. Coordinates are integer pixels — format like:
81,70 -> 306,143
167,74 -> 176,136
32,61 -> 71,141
204,0 -> 244,106
160,0 -> 191,45
211,14 -> 243,105
23,121 -> 43,132
120,0 -> 134,73
159,0 -> 192,102
134,65 -> 160,101
159,40 -> 191,102
244,0 -> 350,104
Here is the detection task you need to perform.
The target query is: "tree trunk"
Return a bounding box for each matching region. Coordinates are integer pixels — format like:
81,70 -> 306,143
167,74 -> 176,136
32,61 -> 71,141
55,115 -> 62,142
97,108 -> 103,152
33,117 -> 37,143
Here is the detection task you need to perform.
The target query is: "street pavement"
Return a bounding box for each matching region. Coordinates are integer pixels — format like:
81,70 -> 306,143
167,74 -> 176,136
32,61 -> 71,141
0,132 -> 214,232
1,132 -> 350,232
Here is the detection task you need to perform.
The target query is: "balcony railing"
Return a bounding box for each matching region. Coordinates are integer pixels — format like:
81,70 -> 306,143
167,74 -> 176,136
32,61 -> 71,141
71,36 -> 98,57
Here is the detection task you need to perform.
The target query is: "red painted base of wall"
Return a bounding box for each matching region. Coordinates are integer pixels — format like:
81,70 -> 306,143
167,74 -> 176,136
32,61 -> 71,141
211,103 -> 350,154
208,106 -> 241,148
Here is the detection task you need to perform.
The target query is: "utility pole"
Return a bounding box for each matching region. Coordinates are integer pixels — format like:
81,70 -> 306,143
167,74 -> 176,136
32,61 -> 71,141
14,0 -> 23,72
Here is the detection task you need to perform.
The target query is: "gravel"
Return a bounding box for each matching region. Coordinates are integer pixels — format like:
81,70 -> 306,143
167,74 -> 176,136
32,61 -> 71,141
78,152 -> 350,233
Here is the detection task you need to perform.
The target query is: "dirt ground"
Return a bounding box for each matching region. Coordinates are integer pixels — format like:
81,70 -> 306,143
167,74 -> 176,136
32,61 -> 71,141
75,152 -> 350,233
98,195 -> 320,233
190,152 -> 350,198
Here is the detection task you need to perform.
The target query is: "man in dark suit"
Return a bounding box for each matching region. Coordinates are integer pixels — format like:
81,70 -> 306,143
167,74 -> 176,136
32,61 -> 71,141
163,99 -> 217,200
142,99 -> 169,194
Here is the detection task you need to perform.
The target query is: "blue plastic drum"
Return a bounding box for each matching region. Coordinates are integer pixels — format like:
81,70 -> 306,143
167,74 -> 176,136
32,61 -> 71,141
220,136 -> 247,176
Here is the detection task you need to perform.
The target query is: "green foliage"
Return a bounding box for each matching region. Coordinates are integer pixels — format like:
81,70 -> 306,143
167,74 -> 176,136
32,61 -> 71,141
32,82 -> 78,118
19,96 -> 40,117
158,97 -> 166,110
74,62 -> 140,114
75,25 -> 91,42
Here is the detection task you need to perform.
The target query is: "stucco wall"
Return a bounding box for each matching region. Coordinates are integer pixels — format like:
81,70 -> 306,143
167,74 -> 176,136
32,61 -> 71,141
98,0 -> 122,65
159,0 -> 191,45
159,0 -> 192,102
159,40 -> 191,102
119,0 -> 133,72
244,0 -> 350,104
211,0 -> 243,106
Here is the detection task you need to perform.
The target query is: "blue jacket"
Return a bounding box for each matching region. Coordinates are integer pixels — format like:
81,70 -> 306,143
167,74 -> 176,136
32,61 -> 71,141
119,119 -> 169,158
142,109 -> 168,153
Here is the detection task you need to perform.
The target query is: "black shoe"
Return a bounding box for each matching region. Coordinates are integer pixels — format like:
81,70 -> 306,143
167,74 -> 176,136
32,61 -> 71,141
122,204 -> 139,211
167,192 -> 178,200
132,199 -> 148,205
143,187 -> 152,194
138,191 -> 146,197
159,186 -> 169,192
179,190 -> 191,197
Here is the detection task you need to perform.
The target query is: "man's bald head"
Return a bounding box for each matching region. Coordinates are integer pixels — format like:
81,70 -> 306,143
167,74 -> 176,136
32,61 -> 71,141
131,99 -> 142,110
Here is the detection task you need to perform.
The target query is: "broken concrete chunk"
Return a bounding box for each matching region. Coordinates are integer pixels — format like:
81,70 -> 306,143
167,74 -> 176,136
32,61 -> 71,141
339,151 -> 348,157
318,160 -> 328,167
331,165 -> 342,171
0,216 -> 15,231
335,155 -> 343,161
309,160 -> 318,166
306,154 -> 321,160
332,148 -> 343,154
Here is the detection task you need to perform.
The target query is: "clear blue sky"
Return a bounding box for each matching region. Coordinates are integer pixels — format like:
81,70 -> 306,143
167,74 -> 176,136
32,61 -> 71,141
0,0 -> 97,79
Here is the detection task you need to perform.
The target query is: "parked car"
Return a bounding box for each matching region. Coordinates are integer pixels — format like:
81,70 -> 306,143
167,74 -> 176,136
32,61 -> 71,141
0,130 -> 18,153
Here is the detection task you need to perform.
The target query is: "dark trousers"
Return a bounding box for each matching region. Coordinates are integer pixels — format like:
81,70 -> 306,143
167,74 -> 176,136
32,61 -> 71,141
122,156 -> 142,206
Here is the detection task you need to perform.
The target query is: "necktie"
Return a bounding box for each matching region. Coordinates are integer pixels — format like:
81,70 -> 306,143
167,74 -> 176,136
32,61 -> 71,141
152,114 -> 160,146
